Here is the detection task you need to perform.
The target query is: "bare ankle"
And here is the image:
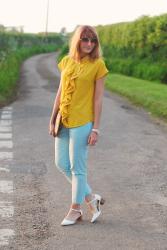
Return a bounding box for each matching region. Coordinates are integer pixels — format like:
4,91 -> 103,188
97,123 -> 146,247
85,193 -> 94,203
71,203 -> 81,210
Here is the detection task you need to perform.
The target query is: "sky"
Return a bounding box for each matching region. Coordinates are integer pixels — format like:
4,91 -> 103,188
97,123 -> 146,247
0,0 -> 167,33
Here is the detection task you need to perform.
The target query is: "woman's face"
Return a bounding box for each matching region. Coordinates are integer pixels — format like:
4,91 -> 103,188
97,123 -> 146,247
79,36 -> 97,56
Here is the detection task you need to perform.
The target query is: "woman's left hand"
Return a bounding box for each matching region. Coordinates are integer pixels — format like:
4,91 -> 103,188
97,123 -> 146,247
88,131 -> 98,146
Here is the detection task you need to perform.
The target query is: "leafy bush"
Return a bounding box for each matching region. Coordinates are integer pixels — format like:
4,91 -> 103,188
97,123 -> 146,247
96,14 -> 167,83
0,44 -> 62,106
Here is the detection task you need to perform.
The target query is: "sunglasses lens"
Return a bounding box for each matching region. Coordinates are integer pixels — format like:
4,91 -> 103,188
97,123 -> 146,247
82,38 -> 89,42
91,38 -> 97,43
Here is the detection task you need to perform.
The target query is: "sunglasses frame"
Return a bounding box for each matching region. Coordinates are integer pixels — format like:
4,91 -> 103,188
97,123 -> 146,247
80,37 -> 98,44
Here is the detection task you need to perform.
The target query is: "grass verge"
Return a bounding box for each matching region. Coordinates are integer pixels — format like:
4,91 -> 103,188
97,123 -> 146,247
105,74 -> 167,122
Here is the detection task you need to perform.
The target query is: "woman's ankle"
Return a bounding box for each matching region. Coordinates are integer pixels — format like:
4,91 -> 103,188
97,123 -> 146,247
71,203 -> 81,210
85,193 -> 94,203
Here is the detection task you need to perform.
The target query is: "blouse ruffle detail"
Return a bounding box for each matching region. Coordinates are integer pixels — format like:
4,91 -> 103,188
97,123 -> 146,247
59,62 -> 84,126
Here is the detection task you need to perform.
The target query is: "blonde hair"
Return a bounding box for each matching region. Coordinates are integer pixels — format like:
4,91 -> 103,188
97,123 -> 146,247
69,25 -> 102,62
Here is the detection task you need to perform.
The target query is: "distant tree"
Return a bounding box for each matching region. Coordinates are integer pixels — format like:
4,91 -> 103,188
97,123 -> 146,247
0,24 -> 5,32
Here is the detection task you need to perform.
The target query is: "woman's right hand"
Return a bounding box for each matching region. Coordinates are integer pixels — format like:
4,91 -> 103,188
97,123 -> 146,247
49,121 -> 55,137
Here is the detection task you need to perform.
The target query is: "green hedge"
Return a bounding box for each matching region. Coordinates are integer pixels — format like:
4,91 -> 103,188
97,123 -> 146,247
0,45 -> 59,106
96,14 -> 167,83
105,58 -> 167,82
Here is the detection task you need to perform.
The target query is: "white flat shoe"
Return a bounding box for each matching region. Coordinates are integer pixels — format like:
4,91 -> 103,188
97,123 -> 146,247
61,208 -> 83,226
87,194 -> 105,223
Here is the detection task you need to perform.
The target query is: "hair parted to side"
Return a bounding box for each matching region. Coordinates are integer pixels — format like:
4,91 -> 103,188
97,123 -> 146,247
69,25 -> 102,62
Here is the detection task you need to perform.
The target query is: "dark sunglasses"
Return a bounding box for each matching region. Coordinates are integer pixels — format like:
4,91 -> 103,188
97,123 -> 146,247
80,37 -> 97,44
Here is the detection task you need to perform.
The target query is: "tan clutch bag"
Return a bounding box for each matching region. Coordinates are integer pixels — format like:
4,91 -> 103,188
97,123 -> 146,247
54,111 -> 62,137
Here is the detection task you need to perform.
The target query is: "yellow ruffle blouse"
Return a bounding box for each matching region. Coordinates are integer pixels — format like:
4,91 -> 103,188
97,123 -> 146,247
57,54 -> 109,128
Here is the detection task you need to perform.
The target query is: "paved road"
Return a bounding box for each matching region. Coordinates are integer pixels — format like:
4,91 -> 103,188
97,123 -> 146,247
0,52 -> 167,250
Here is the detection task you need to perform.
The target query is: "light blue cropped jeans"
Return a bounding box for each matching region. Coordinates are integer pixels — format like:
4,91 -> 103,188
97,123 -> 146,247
55,122 -> 93,204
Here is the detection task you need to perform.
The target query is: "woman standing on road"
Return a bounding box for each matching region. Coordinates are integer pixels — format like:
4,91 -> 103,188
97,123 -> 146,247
49,25 -> 109,226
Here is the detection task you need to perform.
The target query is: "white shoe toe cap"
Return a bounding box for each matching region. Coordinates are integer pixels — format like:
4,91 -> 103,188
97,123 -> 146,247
91,211 -> 101,223
61,218 -> 76,226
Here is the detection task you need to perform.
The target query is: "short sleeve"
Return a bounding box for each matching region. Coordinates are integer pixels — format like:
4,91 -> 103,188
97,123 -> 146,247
57,55 -> 69,72
95,59 -> 109,80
